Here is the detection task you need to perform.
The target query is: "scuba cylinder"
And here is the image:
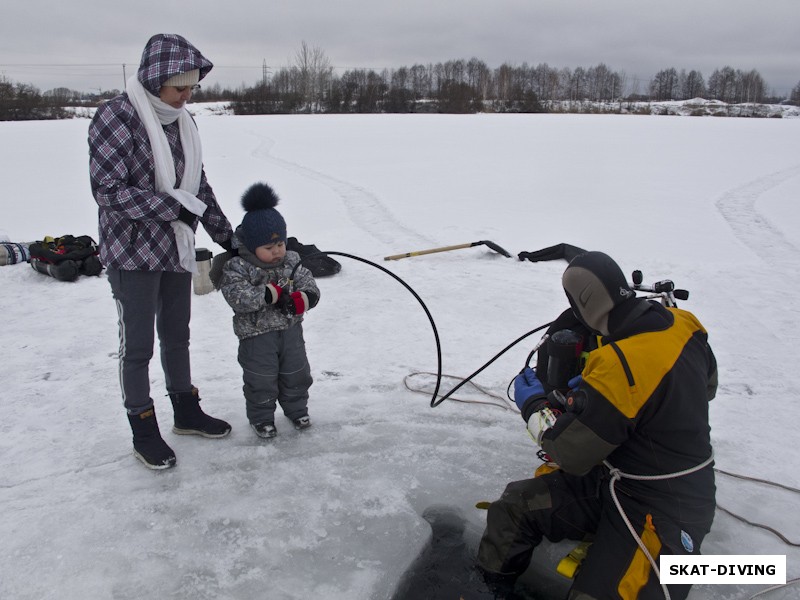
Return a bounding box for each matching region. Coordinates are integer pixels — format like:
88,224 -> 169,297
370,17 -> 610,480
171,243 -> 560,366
545,329 -> 584,392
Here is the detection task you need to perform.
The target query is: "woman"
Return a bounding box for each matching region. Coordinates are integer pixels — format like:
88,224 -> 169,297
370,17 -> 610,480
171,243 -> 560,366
89,34 -> 234,470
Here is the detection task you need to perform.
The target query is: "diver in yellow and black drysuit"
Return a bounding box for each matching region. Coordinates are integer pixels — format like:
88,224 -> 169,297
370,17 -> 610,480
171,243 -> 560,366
477,251 -> 718,600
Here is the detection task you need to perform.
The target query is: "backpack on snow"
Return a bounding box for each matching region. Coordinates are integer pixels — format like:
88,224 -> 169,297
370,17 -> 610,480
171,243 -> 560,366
286,237 -> 341,278
29,235 -> 103,282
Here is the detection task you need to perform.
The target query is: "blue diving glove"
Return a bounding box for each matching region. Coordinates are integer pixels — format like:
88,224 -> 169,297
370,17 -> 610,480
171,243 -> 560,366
568,374 -> 582,390
564,374 -> 587,413
515,367 -> 563,442
514,367 -> 546,411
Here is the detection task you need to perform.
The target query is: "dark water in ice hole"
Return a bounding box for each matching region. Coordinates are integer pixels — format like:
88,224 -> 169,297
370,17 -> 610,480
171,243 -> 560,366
392,505 -> 569,600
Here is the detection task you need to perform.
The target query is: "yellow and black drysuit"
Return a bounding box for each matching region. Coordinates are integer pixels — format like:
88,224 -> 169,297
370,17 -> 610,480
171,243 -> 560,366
478,300 -> 717,600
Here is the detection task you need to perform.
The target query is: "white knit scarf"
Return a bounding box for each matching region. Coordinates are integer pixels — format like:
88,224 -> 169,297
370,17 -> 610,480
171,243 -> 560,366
126,75 -> 207,273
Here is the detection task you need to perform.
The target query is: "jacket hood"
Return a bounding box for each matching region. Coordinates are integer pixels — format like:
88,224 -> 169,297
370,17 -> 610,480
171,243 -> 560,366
137,34 -> 213,96
606,299 -> 672,341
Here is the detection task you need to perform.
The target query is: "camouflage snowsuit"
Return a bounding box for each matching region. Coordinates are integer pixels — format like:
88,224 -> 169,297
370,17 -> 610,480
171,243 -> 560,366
219,237 -> 319,425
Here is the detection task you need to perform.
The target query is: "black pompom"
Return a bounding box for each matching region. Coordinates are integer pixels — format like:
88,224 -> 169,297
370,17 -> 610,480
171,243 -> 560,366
241,183 -> 280,212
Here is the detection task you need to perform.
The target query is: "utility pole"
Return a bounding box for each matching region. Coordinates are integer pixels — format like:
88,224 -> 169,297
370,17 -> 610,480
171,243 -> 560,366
122,64 -> 127,89
262,59 -> 270,87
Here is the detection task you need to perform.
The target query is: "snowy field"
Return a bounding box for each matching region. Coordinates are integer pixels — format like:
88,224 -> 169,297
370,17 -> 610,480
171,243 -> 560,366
1,111 -> 800,599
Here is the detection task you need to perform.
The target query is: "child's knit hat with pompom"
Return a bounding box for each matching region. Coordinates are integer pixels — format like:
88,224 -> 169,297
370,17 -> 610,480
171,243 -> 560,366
239,182 -> 287,252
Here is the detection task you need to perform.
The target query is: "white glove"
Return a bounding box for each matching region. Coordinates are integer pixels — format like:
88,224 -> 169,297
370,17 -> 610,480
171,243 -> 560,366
526,406 -> 560,446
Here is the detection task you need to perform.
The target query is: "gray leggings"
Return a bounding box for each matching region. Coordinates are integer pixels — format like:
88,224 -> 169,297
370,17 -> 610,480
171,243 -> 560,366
238,324 -> 312,424
107,267 -> 192,414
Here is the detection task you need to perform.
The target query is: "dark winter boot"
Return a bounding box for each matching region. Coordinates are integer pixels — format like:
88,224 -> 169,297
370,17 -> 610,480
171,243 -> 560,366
169,387 -> 232,438
127,408 -> 177,470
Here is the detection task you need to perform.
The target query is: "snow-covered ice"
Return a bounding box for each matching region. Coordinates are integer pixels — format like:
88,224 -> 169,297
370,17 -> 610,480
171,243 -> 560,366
1,111 -> 799,599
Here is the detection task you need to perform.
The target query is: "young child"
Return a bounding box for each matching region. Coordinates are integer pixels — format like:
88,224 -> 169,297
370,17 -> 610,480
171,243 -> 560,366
219,182 -> 320,438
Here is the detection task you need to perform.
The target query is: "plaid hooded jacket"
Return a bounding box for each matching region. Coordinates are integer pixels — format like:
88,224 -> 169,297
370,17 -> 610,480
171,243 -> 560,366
88,34 -> 232,271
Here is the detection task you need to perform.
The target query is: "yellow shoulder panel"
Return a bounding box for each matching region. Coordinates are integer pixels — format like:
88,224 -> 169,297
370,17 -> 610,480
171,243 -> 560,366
583,309 -> 705,418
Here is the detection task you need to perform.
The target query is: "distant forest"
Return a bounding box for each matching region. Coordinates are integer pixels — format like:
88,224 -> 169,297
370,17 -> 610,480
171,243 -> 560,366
2,43 -> 799,120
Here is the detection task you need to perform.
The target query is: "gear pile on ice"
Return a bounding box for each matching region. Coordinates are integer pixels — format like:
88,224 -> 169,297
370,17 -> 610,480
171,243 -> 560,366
29,235 -> 103,282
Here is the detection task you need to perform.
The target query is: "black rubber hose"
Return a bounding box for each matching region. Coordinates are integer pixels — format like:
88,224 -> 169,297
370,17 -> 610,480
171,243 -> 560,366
289,251 -> 552,408
289,251 -> 444,404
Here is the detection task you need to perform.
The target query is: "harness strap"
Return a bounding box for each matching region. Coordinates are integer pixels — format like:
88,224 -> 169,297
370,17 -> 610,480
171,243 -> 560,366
604,451 -> 715,600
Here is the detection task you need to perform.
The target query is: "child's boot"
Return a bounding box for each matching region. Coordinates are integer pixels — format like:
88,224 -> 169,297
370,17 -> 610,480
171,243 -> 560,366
293,415 -> 312,430
251,421 -> 277,438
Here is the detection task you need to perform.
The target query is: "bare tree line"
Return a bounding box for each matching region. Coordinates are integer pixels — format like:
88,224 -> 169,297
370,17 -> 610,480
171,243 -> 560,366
1,42 -> 799,120
650,66 -> 773,104
0,76 -> 70,120
229,43 -> 796,115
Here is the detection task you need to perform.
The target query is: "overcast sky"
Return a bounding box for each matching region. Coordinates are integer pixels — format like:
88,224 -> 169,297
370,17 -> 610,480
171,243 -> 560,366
2,0 -> 798,96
